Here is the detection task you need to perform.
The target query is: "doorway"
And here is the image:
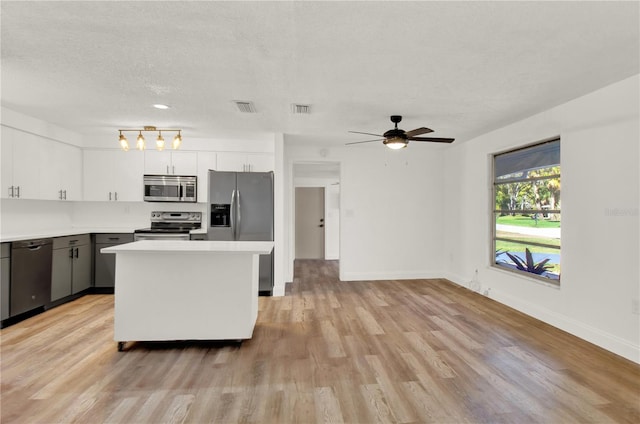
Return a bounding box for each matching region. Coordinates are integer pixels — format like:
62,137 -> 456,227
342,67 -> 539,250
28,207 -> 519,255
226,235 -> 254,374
295,187 -> 325,259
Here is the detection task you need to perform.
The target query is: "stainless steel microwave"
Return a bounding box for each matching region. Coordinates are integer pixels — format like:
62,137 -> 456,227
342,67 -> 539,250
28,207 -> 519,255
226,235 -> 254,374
143,175 -> 197,202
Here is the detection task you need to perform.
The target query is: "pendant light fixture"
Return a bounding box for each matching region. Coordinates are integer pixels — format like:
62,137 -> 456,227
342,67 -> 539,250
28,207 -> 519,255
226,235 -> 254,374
117,127 -> 183,151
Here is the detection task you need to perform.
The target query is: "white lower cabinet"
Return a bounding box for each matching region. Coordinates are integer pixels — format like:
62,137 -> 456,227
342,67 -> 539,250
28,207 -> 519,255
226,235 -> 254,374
83,150 -> 144,201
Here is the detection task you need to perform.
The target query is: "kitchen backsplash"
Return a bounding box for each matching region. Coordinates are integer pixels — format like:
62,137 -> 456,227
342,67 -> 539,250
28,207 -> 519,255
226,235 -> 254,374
1,199 -> 207,235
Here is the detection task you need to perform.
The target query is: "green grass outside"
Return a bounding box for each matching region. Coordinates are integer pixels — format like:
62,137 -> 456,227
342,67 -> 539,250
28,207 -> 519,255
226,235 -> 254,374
495,231 -> 560,247
496,214 -> 560,228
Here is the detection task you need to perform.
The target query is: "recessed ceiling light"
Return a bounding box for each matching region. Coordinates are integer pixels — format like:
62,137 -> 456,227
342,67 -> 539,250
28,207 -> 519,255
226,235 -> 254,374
153,104 -> 170,110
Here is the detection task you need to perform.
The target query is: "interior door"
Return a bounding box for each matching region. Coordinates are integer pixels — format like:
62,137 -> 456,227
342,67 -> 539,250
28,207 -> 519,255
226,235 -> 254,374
295,187 -> 325,259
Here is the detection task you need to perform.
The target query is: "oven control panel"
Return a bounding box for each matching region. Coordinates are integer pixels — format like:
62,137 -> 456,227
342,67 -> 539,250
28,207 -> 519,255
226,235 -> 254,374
151,211 -> 202,223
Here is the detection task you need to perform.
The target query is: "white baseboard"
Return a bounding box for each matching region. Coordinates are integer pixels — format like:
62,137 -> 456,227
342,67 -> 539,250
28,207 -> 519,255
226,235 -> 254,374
443,274 -> 640,364
340,270 -> 445,282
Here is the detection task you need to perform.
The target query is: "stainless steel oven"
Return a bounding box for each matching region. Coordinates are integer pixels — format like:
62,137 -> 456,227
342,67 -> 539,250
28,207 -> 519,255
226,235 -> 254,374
134,211 -> 202,241
144,175 -> 197,203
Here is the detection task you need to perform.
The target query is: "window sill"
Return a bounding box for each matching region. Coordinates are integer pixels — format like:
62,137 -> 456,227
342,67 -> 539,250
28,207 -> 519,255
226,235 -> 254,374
490,263 -> 561,289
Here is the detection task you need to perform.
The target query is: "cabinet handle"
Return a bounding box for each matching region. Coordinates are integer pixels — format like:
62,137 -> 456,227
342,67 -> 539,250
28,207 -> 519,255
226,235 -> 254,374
69,248 -> 74,258
63,190 -> 67,200
115,192 -> 118,201
58,190 -> 62,200
166,165 -> 169,174
15,186 -> 20,198
172,165 -> 175,174
75,248 -> 79,258
109,192 -> 112,201
9,186 -> 14,198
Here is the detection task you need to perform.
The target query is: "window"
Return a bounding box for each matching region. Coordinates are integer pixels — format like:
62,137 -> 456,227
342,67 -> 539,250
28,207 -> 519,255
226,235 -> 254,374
492,138 -> 561,283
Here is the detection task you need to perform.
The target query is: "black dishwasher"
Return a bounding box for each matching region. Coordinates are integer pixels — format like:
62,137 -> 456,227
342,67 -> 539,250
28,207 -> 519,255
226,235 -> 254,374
11,239 -> 53,316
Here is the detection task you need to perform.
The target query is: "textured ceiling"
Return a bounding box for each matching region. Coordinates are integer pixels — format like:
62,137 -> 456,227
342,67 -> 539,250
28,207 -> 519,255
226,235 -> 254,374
1,1 -> 638,147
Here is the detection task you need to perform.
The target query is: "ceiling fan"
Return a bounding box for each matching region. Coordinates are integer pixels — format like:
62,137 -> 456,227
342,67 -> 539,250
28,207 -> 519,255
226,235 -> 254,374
347,115 -> 454,149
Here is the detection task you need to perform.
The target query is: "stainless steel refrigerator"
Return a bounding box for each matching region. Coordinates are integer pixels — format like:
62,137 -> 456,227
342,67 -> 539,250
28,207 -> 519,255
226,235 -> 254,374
207,170 -> 274,294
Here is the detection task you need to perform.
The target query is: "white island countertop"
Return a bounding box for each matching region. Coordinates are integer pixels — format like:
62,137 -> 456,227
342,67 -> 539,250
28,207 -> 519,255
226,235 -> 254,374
101,240 -> 273,254
103,239 -> 273,349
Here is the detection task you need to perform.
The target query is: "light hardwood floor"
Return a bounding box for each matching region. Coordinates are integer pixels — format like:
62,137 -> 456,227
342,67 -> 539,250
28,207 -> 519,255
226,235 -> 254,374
1,260 -> 639,423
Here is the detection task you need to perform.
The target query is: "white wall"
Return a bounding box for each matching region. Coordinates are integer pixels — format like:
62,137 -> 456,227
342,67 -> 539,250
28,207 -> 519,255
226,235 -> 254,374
443,74 -> 639,363
284,143 -> 447,283
1,107 -> 83,148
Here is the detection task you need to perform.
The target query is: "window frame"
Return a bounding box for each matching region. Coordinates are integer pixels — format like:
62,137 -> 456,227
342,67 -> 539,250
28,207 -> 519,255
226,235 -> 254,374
490,137 -> 561,285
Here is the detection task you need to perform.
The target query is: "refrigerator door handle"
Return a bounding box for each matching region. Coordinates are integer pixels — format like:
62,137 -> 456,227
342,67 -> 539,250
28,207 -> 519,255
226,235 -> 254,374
231,189 -> 237,239
236,189 -> 241,240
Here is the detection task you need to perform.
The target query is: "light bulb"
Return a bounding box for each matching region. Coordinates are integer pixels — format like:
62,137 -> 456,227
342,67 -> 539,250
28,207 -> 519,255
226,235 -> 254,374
136,131 -> 146,150
172,131 -> 182,149
384,137 -> 408,150
156,132 -> 165,151
119,133 -> 129,151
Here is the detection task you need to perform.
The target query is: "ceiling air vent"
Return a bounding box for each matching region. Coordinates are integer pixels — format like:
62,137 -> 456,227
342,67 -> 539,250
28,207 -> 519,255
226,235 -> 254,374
234,101 -> 257,113
291,104 -> 311,114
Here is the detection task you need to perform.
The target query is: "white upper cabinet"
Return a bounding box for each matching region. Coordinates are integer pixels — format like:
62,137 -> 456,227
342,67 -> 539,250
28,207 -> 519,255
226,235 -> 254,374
83,149 -> 144,201
216,152 -> 274,172
196,152 -> 217,203
39,141 -> 82,201
2,126 -> 82,201
2,127 -> 41,199
144,151 -> 197,175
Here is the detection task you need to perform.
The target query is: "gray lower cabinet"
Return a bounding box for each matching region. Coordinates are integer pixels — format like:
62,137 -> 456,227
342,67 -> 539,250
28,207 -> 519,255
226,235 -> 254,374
94,233 -> 133,288
1,243 -> 10,320
51,234 -> 91,302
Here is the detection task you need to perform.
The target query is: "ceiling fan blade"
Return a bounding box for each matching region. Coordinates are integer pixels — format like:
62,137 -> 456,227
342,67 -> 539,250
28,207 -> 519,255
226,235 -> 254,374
348,131 -> 384,137
345,138 -> 384,145
405,127 -> 434,137
409,137 -> 455,143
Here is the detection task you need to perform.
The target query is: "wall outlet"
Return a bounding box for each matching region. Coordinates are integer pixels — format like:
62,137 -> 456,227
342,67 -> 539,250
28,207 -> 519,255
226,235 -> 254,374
632,299 -> 640,315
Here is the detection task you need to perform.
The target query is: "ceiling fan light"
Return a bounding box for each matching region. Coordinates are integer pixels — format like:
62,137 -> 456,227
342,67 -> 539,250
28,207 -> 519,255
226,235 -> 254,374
384,137 -> 408,150
118,132 -> 129,151
136,131 -> 146,150
172,131 -> 182,149
156,132 -> 165,151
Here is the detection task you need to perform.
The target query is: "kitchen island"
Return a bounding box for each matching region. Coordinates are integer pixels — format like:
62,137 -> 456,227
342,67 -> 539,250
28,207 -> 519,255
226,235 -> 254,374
101,240 -> 273,350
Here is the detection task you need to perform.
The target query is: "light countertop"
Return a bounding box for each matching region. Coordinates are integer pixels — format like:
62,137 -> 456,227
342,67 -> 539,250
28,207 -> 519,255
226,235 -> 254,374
1,227 -> 207,243
0,227 -> 137,243
101,240 -> 273,254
